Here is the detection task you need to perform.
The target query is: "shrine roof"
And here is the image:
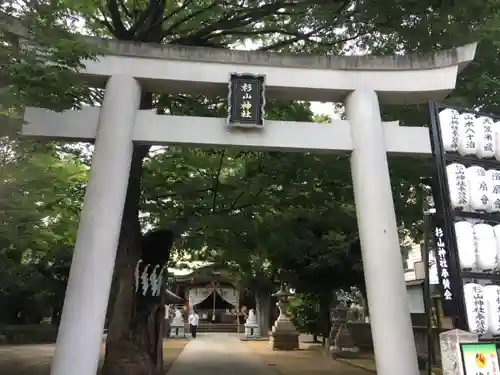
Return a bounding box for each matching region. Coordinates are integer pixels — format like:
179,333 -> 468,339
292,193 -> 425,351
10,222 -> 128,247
169,263 -> 235,284
168,261 -> 214,276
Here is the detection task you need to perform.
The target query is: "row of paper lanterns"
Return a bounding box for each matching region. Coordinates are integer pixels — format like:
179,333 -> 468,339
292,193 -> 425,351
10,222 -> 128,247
464,283 -> 500,334
439,109 -> 500,335
452,183 -> 500,335
439,109 -> 498,159
447,163 -> 500,212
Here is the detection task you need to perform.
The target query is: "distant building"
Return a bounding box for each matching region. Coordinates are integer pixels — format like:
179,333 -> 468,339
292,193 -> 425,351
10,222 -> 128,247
402,244 -> 447,327
403,244 -> 438,284
166,263 -> 253,332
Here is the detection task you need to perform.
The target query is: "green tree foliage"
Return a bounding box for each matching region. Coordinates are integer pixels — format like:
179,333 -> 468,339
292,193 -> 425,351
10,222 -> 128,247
288,293 -> 322,340
0,139 -> 87,324
0,2 -> 92,326
0,2 -> 97,115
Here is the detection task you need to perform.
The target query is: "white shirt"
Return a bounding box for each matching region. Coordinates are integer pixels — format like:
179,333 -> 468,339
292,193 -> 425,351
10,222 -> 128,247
188,313 -> 199,326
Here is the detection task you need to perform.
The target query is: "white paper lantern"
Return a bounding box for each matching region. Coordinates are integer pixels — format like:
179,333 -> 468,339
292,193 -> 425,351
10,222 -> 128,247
466,166 -> 490,211
458,112 -> 477,156
487,169 -> 500,212
475,116 -> 496,158
484,285 -> 500,335
439,108 -> 460,152
455,221 -> 476,270
446,163 -> 469,210
464,283 -> 488,334
494,122 -> 500,162
474,223 -> 497,271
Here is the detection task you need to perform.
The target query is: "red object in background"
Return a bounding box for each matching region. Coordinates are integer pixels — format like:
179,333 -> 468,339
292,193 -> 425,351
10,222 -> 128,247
175,283 -> 180,296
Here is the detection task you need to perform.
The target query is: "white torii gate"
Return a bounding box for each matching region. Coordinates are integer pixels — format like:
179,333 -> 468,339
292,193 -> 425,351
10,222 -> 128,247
22,38 -> 477,375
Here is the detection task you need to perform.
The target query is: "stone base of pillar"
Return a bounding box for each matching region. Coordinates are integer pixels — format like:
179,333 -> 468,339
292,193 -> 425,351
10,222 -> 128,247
170,325 -> 186,338
269,319 -> 299,350
244,325 -> 260,338
331,347 -> 361,358
240,336 -> 269,342
330,324 -> 360,358
269,332 -> 299,350
439,329 -> 478,375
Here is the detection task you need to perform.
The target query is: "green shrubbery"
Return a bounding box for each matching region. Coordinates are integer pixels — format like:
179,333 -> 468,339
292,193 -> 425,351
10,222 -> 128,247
288,293 -> 321,336
0,324 -> 58,345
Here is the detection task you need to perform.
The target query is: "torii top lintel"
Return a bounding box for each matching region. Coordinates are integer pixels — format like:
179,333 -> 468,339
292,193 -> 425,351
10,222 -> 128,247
82,37 -> 477,104
0,10 -> 477,104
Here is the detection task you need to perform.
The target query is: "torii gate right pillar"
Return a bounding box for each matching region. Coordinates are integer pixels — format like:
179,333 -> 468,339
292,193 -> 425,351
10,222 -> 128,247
346,89 -> 419,375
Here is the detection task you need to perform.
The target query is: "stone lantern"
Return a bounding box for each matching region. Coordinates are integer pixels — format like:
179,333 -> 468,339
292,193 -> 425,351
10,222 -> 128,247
269,285 -> 299,350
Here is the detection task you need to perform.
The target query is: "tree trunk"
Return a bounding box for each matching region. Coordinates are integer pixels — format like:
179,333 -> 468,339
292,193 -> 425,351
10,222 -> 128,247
359,286 -> 369,321
155,303 -> 165,373
255,290 -> 271,337
101,93 -> 174,375
319,293 -> 332,345
51,307 -> 61,325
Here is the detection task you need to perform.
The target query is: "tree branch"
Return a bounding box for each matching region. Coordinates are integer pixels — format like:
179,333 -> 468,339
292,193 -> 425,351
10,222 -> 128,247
204,28 -> 316,39
164,0 -> 196,25
256,0 -> 364,51
259,27 -> 368,52
170,185 -> 264,239
117,0 -> 133,19
169,1 -> 307,45
128,7 -> 152,38
141,0 -> 198,38
162,1 -> 218,38
152,187 -> 213,201
106,0 -> 128,38
93,7 -> 119,37
211,149 -> 225,213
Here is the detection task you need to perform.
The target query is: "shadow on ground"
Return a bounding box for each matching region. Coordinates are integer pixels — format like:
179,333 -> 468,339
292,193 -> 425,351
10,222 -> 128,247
245,339 -> 372,375
0,339 -> 187,375
0,333 -> 372,375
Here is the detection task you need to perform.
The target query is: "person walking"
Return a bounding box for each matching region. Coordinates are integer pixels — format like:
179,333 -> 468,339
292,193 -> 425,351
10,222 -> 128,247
188,309 -> 199,339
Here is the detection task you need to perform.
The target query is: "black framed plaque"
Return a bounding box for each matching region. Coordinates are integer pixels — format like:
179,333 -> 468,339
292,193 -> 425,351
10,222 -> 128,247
227,73 -> 265,128
432,217 -> 462,318
428,102 -> 468,328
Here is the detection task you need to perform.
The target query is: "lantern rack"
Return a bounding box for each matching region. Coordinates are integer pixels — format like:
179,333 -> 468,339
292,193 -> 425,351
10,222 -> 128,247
461,271 -> 500,283
454,208 -> 500,222
428,101 -> 500,332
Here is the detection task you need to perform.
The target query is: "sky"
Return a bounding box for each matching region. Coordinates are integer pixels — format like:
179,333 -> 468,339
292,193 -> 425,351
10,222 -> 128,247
310,102 -> 336,117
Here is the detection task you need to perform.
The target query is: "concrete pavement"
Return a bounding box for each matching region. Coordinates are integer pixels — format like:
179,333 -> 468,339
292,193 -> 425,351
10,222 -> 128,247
168,333 -> 277,375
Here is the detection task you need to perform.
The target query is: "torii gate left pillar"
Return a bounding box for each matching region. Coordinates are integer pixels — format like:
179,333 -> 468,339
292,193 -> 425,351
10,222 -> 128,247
21,38 -> 477,375
49,75 -> 141,375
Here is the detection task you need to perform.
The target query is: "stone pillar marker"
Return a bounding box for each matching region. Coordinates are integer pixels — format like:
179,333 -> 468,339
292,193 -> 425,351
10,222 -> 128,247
440,329 -> 479,375
330,304 -> 359,358
345,89 -> 420,375
331,324 -> 360,358
170,309 -> 186,338
244,309 -> 260,338
50,75 -> 141,375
